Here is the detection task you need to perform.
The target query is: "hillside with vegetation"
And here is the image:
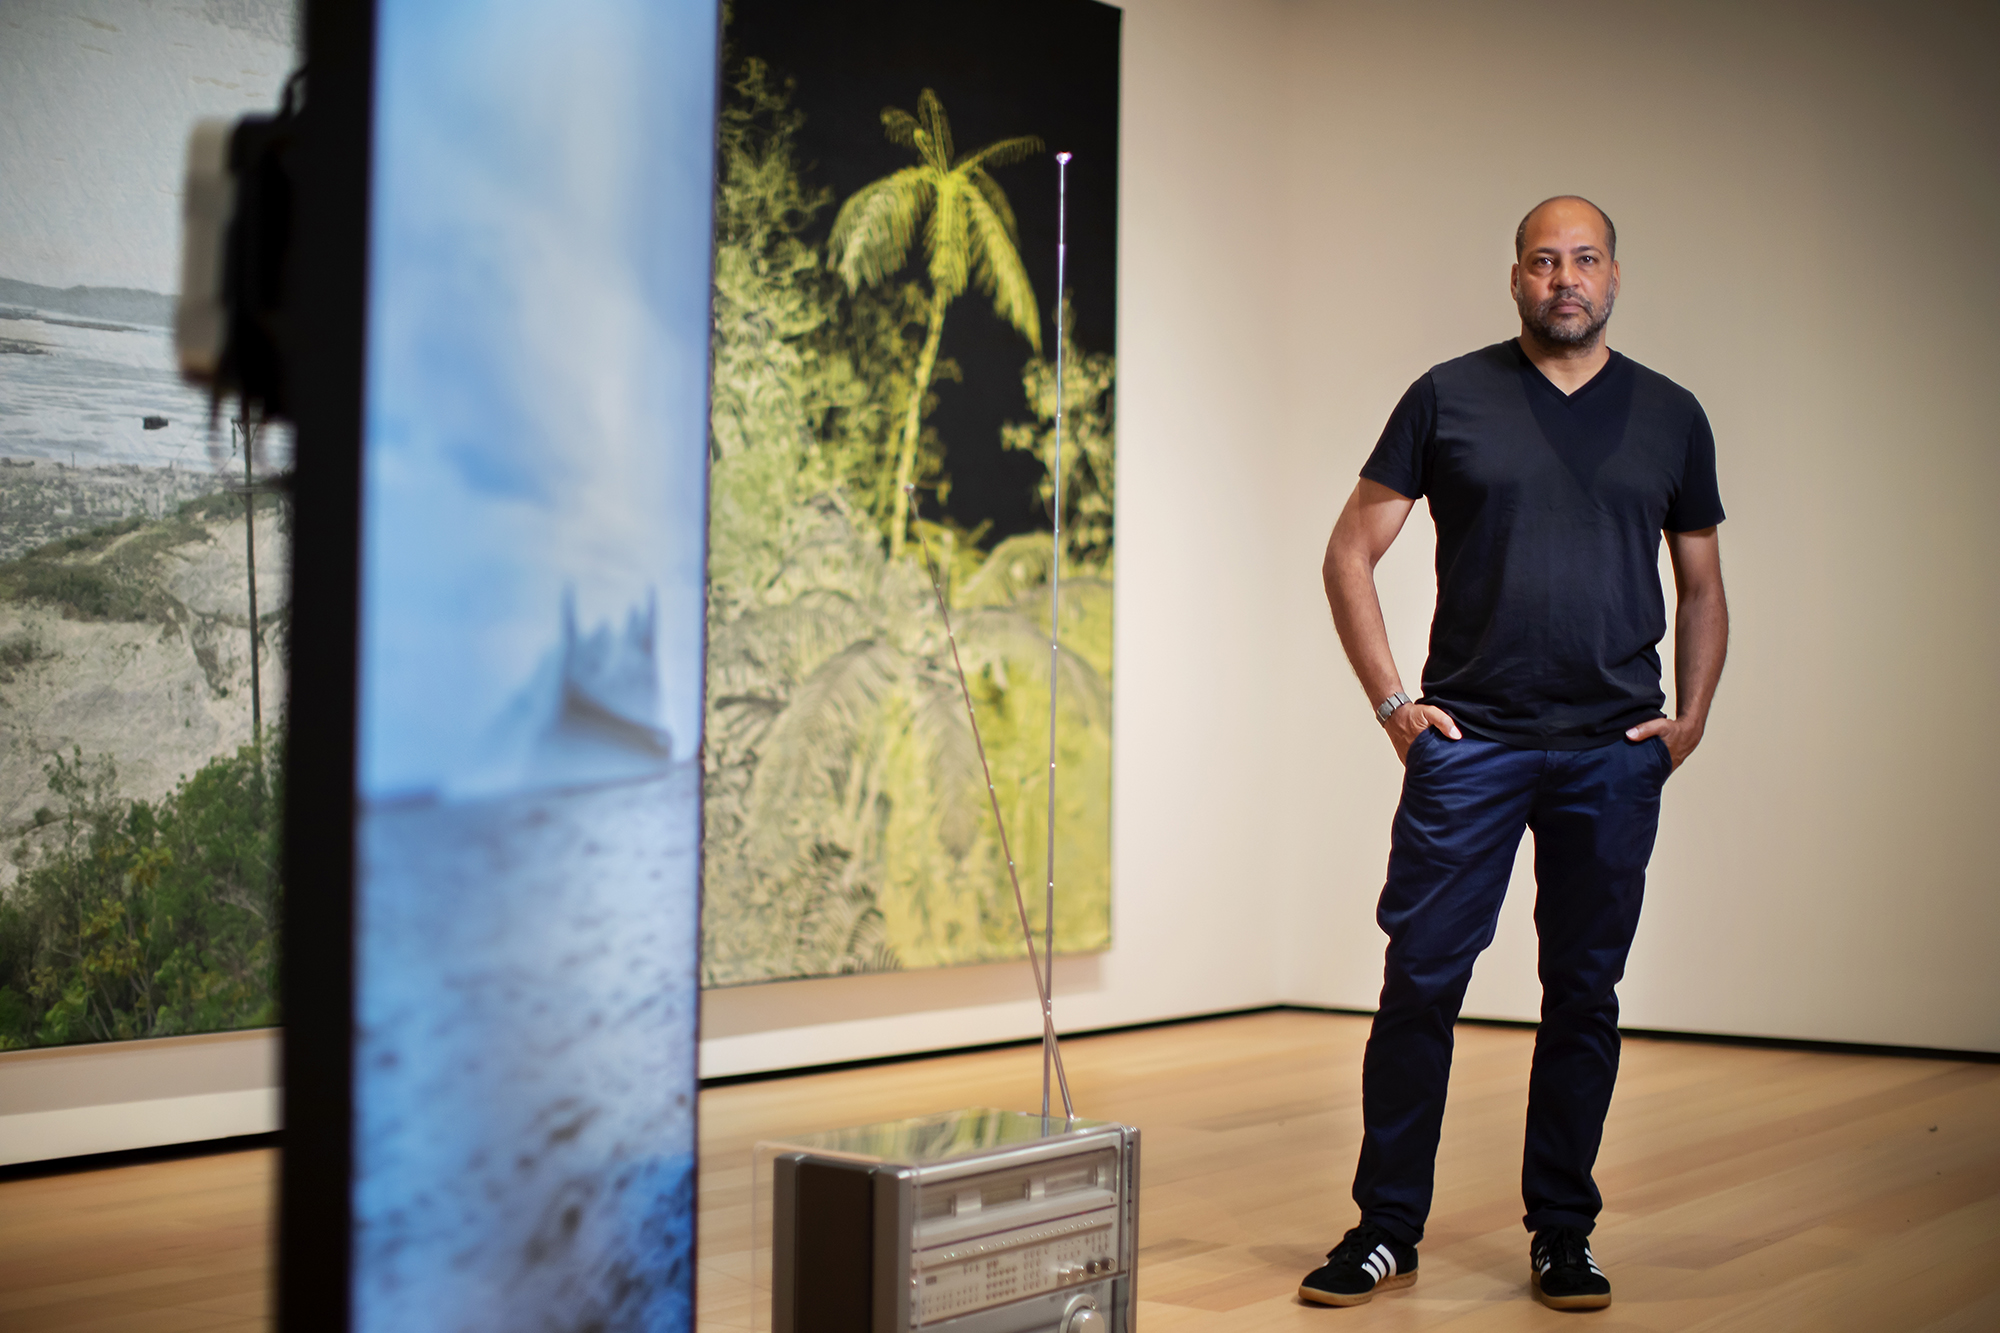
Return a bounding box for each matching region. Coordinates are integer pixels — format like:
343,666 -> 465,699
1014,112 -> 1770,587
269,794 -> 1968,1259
0,494 -> 286,1047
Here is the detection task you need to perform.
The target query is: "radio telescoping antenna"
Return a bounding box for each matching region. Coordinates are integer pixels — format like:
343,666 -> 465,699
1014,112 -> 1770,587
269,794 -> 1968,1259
1040,151 -> 1072,1120
907,491 -> 1076,1122
902,149 -> 1079,1124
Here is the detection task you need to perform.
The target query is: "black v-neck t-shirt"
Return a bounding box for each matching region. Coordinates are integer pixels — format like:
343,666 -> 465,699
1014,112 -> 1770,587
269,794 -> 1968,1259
1361,340 -> 1725,749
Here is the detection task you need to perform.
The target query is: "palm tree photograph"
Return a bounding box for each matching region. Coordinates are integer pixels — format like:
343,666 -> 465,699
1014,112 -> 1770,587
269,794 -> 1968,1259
703,0 -> 1121,986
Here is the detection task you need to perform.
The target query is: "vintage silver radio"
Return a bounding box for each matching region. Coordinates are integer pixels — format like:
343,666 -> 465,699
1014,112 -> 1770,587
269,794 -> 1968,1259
763,1109 -> 1139,1333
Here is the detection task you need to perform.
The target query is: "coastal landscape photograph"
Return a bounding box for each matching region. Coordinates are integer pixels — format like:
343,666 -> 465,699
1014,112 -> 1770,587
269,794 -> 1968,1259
0,0 -> 296,1048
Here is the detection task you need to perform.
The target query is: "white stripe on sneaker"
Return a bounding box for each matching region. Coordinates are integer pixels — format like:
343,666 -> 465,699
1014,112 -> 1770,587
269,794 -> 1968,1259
1376,1244 -> 1398,1278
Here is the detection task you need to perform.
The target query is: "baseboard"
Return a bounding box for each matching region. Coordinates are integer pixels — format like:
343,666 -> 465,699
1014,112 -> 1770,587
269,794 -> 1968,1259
0,1130 -> 280,1183
1278,1004 -> 2000,1065
698,1004 -> 1286,1087
3,1007 -> 1987,1169
0,1086 -> 282,1167
699,1002 -> 2000,1086
0,1028 -> 282,1166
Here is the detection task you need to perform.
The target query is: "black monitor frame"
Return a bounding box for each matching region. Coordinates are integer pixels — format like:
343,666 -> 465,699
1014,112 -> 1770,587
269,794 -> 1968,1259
277,2 -> 373,1327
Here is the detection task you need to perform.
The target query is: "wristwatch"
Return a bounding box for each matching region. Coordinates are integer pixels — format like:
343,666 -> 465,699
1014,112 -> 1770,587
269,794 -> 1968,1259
1375,691 -> 1412,725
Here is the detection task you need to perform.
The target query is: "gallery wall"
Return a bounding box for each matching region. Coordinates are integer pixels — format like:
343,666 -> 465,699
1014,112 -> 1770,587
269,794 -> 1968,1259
1267,0 -> 2000,1052
12,0 -> 1987,1137
708,0 -> 2000,1073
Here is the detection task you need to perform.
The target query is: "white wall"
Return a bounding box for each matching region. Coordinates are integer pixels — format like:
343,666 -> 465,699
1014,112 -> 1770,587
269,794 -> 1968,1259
1268,0 -> 2000,1051
710,0 -> 2000,1073
28,0 -> 1993,1147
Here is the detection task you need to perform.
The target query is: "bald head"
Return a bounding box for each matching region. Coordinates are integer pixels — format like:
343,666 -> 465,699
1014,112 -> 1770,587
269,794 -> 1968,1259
1515,196 -> 1617,261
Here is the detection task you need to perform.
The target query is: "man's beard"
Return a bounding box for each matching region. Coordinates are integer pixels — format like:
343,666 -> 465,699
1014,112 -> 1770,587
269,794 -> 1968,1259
1520,286 -> 1614,347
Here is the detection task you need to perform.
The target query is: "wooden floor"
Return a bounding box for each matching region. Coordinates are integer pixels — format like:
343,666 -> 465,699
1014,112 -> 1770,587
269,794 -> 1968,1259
0,1144 -> 271,1332
3,1011 -> 1997,1331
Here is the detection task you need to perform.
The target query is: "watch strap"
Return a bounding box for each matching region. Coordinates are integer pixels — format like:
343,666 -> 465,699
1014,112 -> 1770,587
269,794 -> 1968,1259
1375,690 -> 1413,725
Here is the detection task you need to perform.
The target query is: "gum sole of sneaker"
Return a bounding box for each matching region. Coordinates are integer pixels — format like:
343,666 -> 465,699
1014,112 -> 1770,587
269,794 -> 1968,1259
1531,1271 -> 1612,1311
1298,1272 -> 1417,1307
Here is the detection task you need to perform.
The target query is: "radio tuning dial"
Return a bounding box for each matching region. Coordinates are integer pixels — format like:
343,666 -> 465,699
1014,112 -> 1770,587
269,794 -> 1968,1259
1061,1294 -> 1105,1333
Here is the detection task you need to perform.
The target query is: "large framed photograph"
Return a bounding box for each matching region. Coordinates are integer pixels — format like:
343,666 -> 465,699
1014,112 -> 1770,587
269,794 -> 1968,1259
0,0 -> 297,1053
703,0 -> 1122,986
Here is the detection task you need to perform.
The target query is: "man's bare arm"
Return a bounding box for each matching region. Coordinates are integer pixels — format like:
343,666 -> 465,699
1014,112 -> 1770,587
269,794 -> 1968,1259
1323,479 -> 1461,763
1625,526 -> 1728,769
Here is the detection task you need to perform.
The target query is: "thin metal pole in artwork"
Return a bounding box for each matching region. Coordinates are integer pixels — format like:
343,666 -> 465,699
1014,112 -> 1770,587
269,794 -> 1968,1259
905,488 -> 1075,1120
236,412 -> 262,737
1041,151 -> 1071,1121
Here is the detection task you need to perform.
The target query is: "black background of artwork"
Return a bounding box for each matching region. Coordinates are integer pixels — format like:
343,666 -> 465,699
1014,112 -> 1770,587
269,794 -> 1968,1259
728,0 -> 1122,546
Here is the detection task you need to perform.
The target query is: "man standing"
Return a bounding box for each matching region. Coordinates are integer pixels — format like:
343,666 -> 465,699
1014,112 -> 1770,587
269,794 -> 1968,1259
1299,196 -> 1728,1312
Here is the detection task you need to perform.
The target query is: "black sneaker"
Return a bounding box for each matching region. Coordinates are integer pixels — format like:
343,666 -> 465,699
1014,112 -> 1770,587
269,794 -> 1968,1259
1530,1227 -> 1612,1310
1298,1223 -> 1418,1306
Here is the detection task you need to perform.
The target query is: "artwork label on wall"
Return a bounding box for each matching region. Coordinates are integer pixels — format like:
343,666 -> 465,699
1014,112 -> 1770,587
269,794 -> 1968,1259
703,0 -> 1122,987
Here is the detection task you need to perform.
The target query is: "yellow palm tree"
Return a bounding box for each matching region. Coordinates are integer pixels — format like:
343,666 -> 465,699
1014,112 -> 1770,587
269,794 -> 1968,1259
828,89 -> 1043,556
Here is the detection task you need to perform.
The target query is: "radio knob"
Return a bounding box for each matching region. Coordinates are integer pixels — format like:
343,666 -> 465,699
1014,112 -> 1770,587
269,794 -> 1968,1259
1061,1294 -> 1104,1333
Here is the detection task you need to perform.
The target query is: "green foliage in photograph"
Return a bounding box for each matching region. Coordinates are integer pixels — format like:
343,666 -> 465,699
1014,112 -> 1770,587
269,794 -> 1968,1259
827,87 -> 1044,557
0,738 -> 282,1049
0,629 -> 49,683
1002,297 -> 1117,567
702,51 -> 1115,987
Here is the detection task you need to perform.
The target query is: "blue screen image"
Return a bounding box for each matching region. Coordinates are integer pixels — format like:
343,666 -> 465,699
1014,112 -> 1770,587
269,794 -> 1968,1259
353,1 -> 718,1328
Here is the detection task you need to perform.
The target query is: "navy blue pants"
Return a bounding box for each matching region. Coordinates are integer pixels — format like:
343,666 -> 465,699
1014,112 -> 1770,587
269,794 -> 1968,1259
1352,729 -> 1673,1244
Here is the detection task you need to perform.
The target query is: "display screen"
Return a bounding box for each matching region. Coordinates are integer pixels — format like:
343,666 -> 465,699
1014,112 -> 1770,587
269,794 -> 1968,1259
353,0 -> 718,1326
